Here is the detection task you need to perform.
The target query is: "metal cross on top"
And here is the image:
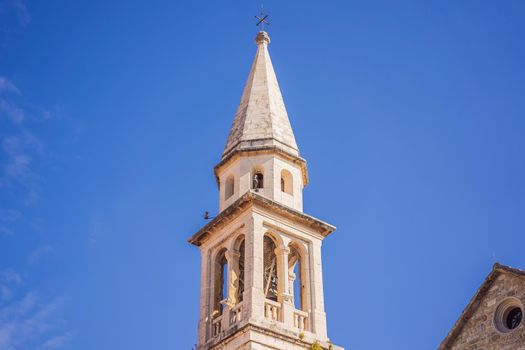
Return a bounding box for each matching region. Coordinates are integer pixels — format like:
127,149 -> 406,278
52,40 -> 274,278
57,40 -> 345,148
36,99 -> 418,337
255,10 -> 269,31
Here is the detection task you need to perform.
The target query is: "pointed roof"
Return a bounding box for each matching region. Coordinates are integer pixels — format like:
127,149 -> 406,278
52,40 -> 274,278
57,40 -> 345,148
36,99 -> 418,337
438,263 -> 525,349
222,31 -> 299,160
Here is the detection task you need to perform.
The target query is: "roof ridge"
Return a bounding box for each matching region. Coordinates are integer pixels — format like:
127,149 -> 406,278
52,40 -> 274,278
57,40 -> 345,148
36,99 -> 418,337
438,262 -> 525,349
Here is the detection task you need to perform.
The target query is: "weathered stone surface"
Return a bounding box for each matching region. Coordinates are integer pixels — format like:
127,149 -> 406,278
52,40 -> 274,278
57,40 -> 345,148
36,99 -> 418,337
190,30 -> 343,350
222,31 -> 299,161
439,263 -> 525,350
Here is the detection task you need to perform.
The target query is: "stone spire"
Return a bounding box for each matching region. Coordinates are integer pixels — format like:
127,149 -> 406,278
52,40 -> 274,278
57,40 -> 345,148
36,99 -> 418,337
222,31 -> 299,160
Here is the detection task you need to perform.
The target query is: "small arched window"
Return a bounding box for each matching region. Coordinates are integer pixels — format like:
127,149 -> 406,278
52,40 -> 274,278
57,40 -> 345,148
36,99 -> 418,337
280,169 -> 293,195
225,176 -> 234,199
252,172 -> 264,190
213,249 -> 228,317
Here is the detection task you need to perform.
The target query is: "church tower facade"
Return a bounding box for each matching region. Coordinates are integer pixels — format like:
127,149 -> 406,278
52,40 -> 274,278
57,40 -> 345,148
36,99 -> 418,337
189,31 -> 343,350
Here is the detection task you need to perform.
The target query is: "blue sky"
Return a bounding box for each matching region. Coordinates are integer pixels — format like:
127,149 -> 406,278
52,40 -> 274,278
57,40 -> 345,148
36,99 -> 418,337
1,0 -> 524,349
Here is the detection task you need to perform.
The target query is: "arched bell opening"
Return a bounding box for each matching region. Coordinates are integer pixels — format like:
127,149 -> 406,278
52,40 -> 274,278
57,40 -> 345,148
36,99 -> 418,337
288,242 -> 308,312
263,234 -> 279,301
252,168 -> 264,190
212,248 -> 228,317
231,235 -> 245,304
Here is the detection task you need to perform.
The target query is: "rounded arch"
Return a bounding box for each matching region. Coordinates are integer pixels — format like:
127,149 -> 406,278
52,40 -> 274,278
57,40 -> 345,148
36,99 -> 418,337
252,167 -> 264,190
263,234 -> 279,301
263,231 -> 285,249
280,169 -> 293,195
288,240 -> 308,312
225,175 -> 234,200
288,240 -> 308,258
212,248 -> 228,317
231,234 -> 245,304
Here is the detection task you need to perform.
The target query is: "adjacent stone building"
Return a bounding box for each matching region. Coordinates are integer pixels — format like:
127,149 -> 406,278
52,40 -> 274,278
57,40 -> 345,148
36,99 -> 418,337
188,31 -> 343,350
439,263 -> 525,350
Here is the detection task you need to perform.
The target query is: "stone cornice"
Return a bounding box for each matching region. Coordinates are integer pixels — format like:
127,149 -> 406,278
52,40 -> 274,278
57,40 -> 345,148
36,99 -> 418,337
188,192 -> 335,247
207,322 -> 342,350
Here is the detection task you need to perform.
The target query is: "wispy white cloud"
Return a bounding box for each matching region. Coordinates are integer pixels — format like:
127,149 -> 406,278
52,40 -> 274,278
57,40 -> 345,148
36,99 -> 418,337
0,0 -> 31,28
0,209 -> 21,223
38,330 -> 74,350
0,269 -> 22,285
0,77 -> 20,95
0,269 -> 21,302
0,99 -> 25,124
11,0 -> 31,27
2,134 -> 39,184
0,209 -> 21,236
28,244 -> 55,265
0,77 -> 45,206
0,269 -> 72,350
0,0 -> 31,49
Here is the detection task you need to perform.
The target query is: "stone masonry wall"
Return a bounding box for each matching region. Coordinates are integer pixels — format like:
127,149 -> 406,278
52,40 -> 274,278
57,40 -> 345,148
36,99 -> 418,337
447,273 -> 525,350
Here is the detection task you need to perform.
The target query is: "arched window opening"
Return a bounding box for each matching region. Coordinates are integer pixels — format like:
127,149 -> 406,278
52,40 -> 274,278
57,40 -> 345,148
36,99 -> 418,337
225,176 -> 234,199
213,249 -> 228,317
280,169 -> 293,195
289,245 -> 304,311
232,237 -> 245,304
252,172 -> 264,190
263,235 -> 278,301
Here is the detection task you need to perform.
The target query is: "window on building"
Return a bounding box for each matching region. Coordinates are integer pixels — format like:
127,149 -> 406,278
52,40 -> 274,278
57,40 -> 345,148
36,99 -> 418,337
280,169 -> 293,195
494,298 -> 524,333
253,172 -> 264,190
237,240 -> 245,303
507,307 -> 523,330
232,236 -> 245,304
289,244 -> 304,311
225,176 -> 234,199
213,249 -> 228,317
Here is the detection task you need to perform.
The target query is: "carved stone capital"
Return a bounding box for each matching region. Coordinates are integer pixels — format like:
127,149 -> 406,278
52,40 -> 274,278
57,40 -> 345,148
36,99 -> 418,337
225,250 -> 240,262
275,246 -> 290,256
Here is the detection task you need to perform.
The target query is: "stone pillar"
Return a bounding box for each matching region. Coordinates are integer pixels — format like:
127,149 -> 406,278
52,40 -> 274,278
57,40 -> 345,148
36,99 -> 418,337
301,250 -> 311,312
288,271 -> 296,303
198,249 -> 211,347
276,245 -> 294,325
275,245 -> 291,303
226,250 -> 241,305
246,215 -> 265,322
310,240 -> 327,340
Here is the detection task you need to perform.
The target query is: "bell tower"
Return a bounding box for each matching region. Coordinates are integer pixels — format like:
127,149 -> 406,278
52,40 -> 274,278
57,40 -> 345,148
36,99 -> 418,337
188,30 -> 343,350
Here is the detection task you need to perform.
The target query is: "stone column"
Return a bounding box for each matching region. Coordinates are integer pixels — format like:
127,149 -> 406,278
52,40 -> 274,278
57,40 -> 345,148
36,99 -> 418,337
275,245 -> 291,303
309,239 -> 327,340
226,250 -> 241,305
288,271 -> 296,303
300,249 -> 312,331
276,245 -> 294,325
246,214 -> 265,322
198,249 -> 211,346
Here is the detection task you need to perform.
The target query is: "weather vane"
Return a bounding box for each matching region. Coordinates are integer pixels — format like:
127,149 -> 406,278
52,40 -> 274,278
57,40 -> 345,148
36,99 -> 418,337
255,5 -> 269,31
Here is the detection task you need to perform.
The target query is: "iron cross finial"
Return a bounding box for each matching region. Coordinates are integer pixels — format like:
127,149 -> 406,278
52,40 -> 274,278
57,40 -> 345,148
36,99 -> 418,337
255,8 -> 269,31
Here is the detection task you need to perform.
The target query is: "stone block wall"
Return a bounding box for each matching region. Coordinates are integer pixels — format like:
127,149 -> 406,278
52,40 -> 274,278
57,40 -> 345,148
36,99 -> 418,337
446,273 -> 525,350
